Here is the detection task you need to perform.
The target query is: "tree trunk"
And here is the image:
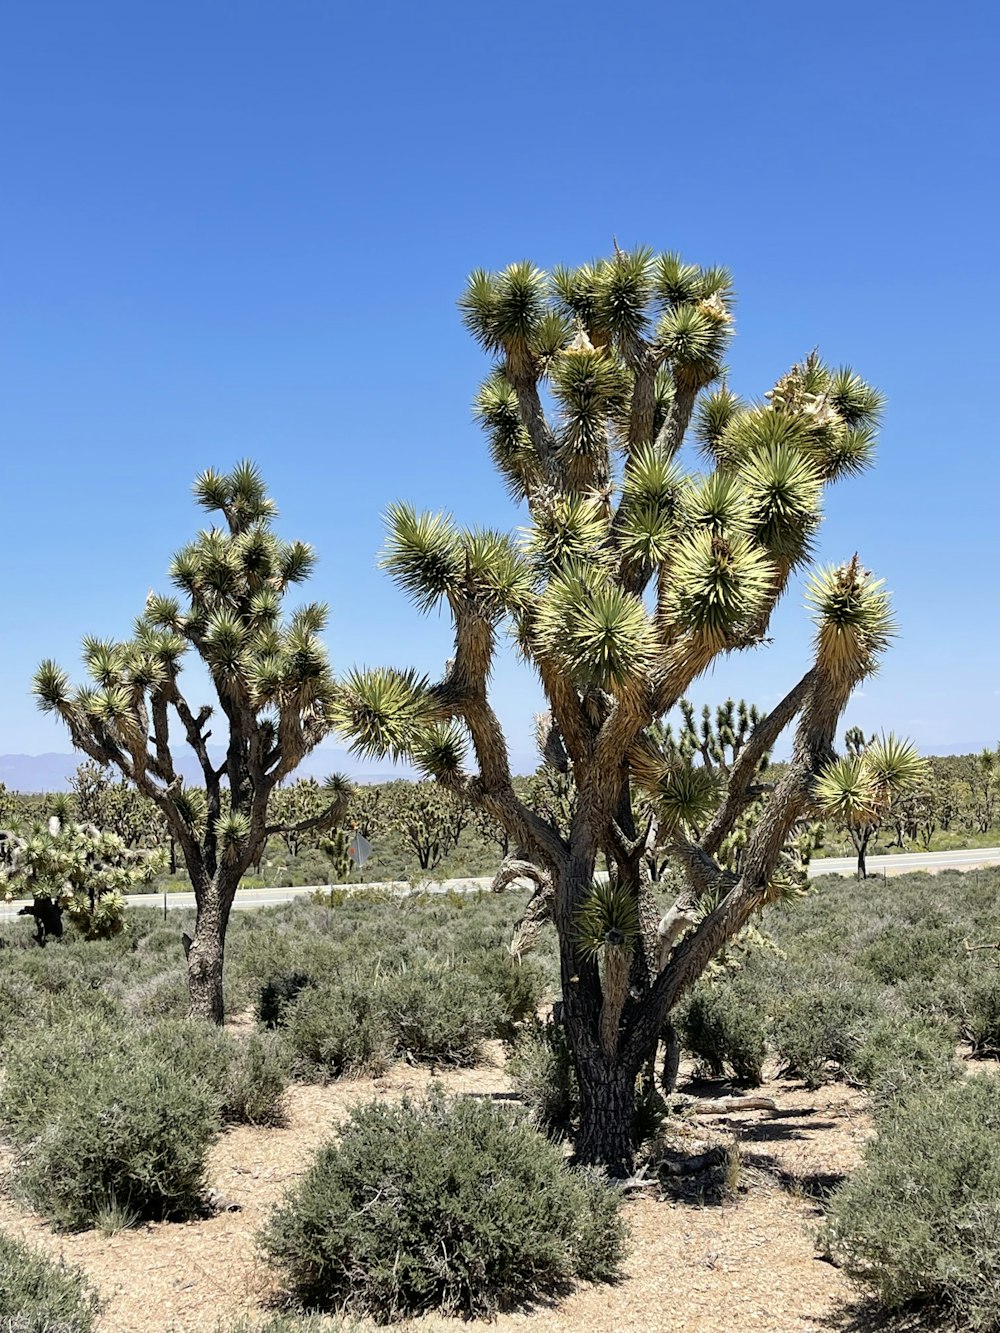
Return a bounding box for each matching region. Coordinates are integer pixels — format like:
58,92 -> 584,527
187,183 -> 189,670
574,1053 -> 637,1177
660,1018 -> 681,1094
187,877 -> 236,1024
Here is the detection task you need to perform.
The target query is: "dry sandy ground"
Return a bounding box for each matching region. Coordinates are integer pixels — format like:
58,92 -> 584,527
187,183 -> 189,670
0,1047 -> 876,1333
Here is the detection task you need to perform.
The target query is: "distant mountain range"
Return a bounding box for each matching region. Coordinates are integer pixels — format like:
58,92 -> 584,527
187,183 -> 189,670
0,747 -> 539,792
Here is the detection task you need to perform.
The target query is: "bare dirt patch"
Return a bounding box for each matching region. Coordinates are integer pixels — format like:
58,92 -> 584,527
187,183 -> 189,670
0,1046 -> 873,1333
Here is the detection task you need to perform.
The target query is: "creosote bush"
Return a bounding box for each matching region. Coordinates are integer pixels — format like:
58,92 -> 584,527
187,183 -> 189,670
260,1090 -> 626,1322
0,1228 -> 101,1332
824,1074 -> 1000,1330
507,1016 -> 578,1141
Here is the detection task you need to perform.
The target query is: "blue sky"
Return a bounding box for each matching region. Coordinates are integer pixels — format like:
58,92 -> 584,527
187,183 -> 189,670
2,0 -> 997,769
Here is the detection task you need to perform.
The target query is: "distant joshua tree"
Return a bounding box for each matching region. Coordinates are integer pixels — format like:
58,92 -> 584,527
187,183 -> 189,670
34,463 -> 351,1021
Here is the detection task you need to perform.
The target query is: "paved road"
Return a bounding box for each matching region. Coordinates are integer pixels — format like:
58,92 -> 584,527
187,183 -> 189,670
2,847 -> 999,924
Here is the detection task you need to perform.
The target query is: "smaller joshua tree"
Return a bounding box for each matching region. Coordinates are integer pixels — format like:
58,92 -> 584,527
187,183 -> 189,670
0,813 -> 161,943
816,731 -> 927,878
33,463 -> 350,1020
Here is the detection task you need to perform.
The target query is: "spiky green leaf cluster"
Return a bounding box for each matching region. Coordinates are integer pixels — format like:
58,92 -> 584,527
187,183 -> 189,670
574,880 -> 641,960
660,530 -> 774,646
815,733 -> 928,826
651,762 -> 725,834
534,563 -> 655,694
807,557 -> 897,685
332,667 -> 433,762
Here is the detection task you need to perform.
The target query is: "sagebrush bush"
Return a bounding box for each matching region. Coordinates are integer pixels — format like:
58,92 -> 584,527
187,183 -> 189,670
282,979 -> 392,1079
824,1074 -> 1000,1329
0,1228 -> 101,1331
380,964 -> 491,1066
960,970 -> 1000,1057
845,1011 -> 958,1107
260,1090 -> 626,1321
678,982 -> 767,1085
857,921 -> 965,986
146,1020 -> 289,1125
257,971 -> 313,1029
470,952 -> 546,1038
772,974 -> 882,1088
507,1016 -> 578,1140
0,1017 -> 219,1230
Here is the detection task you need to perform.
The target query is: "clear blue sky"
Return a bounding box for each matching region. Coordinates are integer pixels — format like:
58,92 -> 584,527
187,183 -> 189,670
2,0 -> 998,768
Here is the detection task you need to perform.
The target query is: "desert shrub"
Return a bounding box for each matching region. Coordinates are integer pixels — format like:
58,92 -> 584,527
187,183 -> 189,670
772,974 -> 882,1088
217,1317 -> 356,1333
282,980 -> 392,1079
960,970 -> 1000,1057
507,1016 -> 578,1140
260,1090 -> 626,1321
824,1074 -> 1000,1329
146,1020 -> 288,1125
845,1012 -> 958,1107
857,922 -> 965,986
0,1229 -> 101,1332
125,968 -> 190,1021
472,951 -> 547,1038
380,964 -> 491,1066
223,1033 -> 290,1125
678,982 -> 767,1085
0,1017 -> 219,1231
258,971 -> 313,1029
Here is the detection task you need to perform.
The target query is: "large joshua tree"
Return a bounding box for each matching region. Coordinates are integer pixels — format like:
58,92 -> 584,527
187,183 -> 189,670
33,463 -> 350,1021
333,246 -> 924,1173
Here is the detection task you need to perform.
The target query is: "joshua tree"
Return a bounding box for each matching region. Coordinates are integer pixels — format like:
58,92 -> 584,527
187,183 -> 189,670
0,814 -> 161,942
333,246 -> 924,1173
34,463 -> 350,1020
817,732 -> 927,878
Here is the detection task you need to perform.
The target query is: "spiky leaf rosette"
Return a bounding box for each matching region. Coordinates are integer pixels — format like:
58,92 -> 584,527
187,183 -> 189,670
815,734 -> 926,827
523,495 -> 609,573
332,667 -> 433,761
381,503 -> 462,611
660,529 -> 774,647
534,563 -> 655,695
813,754 -> 877,825
806,557 -> 896,686
412,722 -> 469,781
574,880 -> 641,959
739,445 -> 822,568
475,372 -> 539,500
859,734 -> 928,804
650,762 -> 724,834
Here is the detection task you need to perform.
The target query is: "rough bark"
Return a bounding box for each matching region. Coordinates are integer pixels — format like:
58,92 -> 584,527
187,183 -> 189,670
574,1053 -> 639,1177
186,872 -> 238,1024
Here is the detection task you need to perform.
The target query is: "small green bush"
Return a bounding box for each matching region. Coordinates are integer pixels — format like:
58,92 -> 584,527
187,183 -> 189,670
507,1016 -> 578,1140
380,964 -> 491,1066
824,1074 -> 1000,1329
0,1229 -> 101,1331
845,1012 -> 958,1107
224,1033 -> 290,1125
147,1021 -> 289,1126
260,1090 -> 626,1321
257,971 -> 312,1029
0,1018 -> 219,1231
857,922 -> 964,986
282,980 -> 392,1079
960,971 -> 1000,1058
473,952 -> 547,1038
773,976 -> 880,1088
678,983 -> 767,1085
